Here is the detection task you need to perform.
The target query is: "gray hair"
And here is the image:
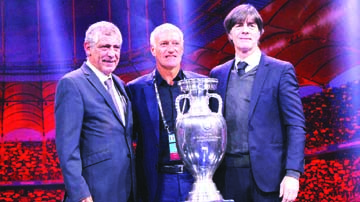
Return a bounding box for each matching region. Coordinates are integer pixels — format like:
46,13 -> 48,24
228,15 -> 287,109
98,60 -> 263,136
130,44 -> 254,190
84,21 -> 122,47
150,23 -> 184,47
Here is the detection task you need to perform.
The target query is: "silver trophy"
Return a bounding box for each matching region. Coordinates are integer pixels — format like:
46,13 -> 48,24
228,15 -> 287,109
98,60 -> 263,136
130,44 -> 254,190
175,78 -> 229,202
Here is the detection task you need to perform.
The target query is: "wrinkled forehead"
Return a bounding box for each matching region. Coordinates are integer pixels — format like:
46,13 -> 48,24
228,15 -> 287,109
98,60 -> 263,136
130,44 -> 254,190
92,33 -> 121,47
235,14 -> 257,25
155,30 -> 182,42
101,30 -> 121,40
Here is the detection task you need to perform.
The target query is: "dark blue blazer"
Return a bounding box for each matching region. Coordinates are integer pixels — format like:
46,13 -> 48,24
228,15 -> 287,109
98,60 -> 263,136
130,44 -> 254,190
210,53 -> 306,192
55,63 -> 136,202
126,70 -> 205,202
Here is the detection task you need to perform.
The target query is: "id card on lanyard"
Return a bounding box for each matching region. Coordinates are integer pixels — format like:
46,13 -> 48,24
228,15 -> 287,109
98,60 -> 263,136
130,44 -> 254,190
153,74 -> 181,161
168,132 -> 180,161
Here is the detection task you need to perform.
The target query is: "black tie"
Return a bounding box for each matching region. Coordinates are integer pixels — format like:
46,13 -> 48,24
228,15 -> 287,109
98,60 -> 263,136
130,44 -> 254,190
237,61 -> 248,76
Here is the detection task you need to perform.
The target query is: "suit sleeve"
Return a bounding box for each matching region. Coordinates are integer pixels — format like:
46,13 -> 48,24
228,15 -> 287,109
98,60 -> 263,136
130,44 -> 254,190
279,64 -> 306,173
55,76 -> 91,201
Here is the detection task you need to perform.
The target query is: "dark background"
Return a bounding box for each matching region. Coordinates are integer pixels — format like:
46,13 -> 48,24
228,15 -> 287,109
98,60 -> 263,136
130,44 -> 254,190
0,0 -> 359,201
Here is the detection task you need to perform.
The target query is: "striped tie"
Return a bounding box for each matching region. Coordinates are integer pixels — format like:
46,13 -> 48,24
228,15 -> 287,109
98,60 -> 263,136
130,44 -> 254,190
104,78 -> 126,124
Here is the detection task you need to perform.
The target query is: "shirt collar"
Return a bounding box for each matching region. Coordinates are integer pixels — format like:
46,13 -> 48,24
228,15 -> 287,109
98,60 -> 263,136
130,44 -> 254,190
86,60 -> 112,84
234,49 -> 262,72
155,69 -> 185,86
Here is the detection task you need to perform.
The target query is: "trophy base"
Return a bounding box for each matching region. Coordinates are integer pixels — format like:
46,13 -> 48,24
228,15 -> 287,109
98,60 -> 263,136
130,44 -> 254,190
184,179 -> 234,202
183,199 -> 234,202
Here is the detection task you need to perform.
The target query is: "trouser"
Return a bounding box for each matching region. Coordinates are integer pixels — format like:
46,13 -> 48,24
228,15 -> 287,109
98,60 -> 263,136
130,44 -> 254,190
155,169 -> 194,202
222,167 -> 280,202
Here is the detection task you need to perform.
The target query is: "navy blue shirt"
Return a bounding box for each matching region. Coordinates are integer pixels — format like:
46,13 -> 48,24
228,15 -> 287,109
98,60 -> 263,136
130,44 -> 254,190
154,70 -> 186,166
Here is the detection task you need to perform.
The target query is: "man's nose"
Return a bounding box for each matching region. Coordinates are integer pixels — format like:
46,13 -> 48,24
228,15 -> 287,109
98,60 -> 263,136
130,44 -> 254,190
167,44 -> 176,52
107,47 -> 118,56
242,25 -> 250,33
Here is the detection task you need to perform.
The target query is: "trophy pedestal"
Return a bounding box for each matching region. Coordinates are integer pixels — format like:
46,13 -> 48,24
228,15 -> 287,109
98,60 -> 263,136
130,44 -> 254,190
184,200 -> 234,202
186,179 -> 222,202
183,179 -> 234,202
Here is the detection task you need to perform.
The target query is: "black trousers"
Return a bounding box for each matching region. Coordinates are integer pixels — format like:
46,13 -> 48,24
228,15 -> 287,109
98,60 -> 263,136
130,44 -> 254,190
220,167 -> 280,202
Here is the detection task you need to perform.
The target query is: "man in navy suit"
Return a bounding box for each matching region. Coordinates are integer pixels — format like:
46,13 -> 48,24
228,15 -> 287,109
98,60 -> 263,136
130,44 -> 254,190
127,23 -> 204,202
210,4 -> 306,202
55,21 -> 136,202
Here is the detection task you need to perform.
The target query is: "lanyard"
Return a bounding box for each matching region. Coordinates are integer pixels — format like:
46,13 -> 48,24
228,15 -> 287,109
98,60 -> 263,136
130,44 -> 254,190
153,76 -> 172,135
152,72 -> 186,161
152,72 -> 187,134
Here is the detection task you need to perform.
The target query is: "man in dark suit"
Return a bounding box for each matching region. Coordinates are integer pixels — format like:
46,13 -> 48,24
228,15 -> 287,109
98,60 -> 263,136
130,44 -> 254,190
126,23 -> 204,202
210,4 -> 306,202
55,21 -> 136,202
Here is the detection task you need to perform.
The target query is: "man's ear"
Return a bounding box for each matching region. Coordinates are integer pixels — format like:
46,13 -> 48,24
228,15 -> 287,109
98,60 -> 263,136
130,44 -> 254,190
150,46 -> 156,57
260,28 -> 264,35
227,35 -> 234,45
84,42 -> 91,56
227,34 -> 233,42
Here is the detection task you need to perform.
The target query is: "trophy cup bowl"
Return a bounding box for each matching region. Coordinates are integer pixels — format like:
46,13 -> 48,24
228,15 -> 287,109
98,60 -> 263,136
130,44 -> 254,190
175,78 -> 228,202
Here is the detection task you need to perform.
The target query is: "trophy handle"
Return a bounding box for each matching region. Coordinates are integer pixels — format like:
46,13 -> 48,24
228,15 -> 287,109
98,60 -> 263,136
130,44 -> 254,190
175,94 -> 190,116
208,93 -> 223,115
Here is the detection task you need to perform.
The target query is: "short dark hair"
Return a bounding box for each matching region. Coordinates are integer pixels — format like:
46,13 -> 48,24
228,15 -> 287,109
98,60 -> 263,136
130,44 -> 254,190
224,4 -> 264,34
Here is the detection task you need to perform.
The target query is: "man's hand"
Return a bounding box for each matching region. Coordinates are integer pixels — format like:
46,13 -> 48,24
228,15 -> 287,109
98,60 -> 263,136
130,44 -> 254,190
81,196 -> 93,202
279,176 -> 299,202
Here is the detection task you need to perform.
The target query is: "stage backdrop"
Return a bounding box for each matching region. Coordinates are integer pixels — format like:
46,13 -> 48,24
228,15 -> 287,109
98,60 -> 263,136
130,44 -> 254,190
0,0 -> 359,201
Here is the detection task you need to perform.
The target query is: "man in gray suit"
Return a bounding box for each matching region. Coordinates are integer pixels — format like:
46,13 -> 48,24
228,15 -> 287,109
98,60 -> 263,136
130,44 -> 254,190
55,21 -> 136,202
210,4 -> 306,202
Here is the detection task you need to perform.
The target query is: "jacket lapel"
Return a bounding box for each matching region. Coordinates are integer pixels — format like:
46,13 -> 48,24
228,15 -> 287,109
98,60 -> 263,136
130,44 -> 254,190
81,63 -> 124,126
81,63 -> 111,105
143,73 -> 160,141
248,53 -> 270,120
113,76 -> 130,127
217,60 -> 235,115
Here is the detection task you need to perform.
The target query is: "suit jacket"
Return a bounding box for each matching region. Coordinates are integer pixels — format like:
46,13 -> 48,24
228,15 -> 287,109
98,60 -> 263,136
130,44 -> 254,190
55,62 -> 136,202
210,53 -> 306,192
126,70 -> 205,202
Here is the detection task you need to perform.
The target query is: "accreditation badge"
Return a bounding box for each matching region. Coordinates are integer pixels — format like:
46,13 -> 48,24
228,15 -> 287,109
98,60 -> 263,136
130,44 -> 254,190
168,132 -> 181,161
